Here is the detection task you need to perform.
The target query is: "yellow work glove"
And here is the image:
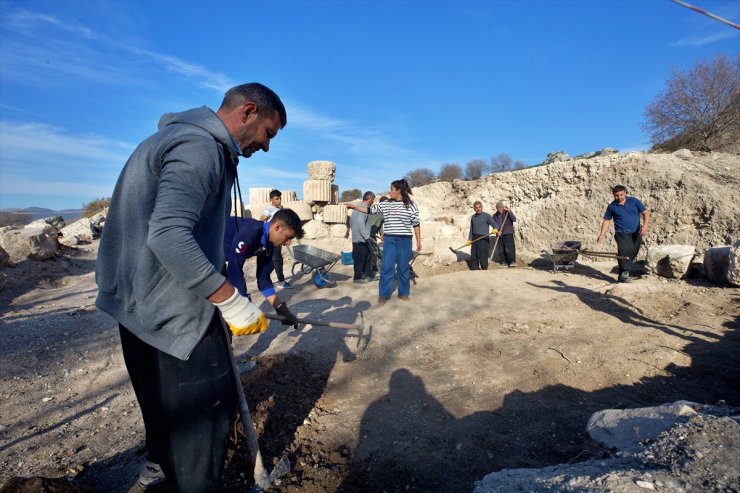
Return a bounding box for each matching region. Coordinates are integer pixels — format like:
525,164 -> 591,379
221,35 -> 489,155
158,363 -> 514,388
465,240 -> 472,246
212,290 -> 268,336
492,229 -> 498,235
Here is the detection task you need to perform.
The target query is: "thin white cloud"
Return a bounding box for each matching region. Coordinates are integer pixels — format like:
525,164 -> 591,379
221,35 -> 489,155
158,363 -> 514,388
670,29 -> 738,47
0,121 -> 133,165
134,49 -> 235,94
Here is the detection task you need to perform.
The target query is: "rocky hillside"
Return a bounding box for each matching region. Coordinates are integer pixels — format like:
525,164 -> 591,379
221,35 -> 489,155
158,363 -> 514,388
412,151 -> 740,263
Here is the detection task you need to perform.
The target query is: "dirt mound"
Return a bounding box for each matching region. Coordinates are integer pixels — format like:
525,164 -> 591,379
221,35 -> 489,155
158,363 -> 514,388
412,151 -> 740,264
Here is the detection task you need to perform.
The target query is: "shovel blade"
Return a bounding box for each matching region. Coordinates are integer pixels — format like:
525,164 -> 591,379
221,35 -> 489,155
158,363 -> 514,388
269,454 -> 291,482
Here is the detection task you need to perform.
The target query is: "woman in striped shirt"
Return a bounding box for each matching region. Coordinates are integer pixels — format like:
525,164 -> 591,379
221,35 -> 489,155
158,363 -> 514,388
346,179 -> 421,304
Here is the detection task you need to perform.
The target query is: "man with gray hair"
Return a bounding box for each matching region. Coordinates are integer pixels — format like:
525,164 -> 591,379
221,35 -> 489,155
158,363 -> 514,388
350,191 -> 376,283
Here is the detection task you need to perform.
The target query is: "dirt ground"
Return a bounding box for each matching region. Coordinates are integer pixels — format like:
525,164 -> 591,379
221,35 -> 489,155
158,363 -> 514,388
1,241 -> 738,492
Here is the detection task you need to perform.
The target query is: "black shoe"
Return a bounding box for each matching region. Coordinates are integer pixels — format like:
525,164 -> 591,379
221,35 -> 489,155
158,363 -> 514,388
353,278 -> 367,284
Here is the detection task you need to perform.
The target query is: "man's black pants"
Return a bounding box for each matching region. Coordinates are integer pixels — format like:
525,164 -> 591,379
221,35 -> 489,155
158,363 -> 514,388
493,235 -> 516,265
352,241 -> 374,279
272,245 -> 285,282
119,313 -> 237,493
470,236 -> 490,270
614,232 -> 642,275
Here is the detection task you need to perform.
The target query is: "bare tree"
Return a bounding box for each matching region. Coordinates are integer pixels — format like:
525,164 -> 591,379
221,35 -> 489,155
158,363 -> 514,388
340,188 -> 362,202
513,160 -> 527,170
438,163 -> 463,182
404,168 -> 436,187
465,159 -> 487,180
490,153 -> 513,173
644,54 -> 739,151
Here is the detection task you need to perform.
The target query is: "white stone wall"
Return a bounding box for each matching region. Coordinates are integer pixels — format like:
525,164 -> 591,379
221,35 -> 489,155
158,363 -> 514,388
303,180 -> 332,204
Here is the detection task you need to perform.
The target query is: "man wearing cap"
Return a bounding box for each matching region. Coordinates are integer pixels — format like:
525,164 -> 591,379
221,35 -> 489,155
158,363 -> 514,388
597,185 -> 650,283
466,201 -> 498,270
492,202 -> 517,267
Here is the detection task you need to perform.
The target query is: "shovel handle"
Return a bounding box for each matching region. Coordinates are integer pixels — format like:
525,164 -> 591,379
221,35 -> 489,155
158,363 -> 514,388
265,313 -> 361,331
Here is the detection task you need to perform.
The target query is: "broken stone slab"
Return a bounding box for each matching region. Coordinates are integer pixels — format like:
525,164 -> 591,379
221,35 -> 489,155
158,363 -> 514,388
231,200 -> 245,217
248,187 -> 272,205
704,245 -> 731,284
329,223 -> 348,238
645,244 -> 695,279
322,204 -> 347,224
586,400 -> 702,454
245,203 -> 269,220
303,180 -> 332,204
301,220 -> 330,240
284,201 -> 313,222
30,215 -> 66,232
0,224 -> 59,262
59,214 -> 104,247
727,238 -> 740,286
306,160 -> 336,182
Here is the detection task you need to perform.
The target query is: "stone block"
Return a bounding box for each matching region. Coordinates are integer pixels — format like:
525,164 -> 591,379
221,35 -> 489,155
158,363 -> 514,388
728,238 -> 740,286
329,224 -> 348,238
0,245 -> 10,267
646,245 -> 695,279
249,187 -> 272,205
284,201 -> 313,222
302,220 -> 329,240
419,237 -> 435,255
331,185 -> 339,205
283,190 -> 297,202
246,204 -> 269,220
307,160 -> 336,182
704,246 -> 731,284
418,205 -> 431,221
587,400 -> 700,454
672,148 -> 693,159
323,204 -> 347,224
303,180 -> 332,204
0,224 -> 59,261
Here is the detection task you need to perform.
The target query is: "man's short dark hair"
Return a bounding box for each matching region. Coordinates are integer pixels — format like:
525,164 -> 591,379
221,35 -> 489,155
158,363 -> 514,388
362,191 -> 376,201
220,83 -> 287,128
612,185 -> 627,194
273,209 -> 304,239
270,189 -> 282,199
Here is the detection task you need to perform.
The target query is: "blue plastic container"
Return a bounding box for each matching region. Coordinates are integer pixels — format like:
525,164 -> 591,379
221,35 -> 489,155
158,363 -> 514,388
341,251 -> 353,265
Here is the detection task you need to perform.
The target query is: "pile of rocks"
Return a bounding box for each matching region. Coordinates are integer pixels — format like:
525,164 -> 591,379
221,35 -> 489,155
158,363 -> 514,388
233,160 -> 350,240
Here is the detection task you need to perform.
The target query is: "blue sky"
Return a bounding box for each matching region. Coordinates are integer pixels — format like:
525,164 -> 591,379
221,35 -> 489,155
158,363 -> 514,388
0,0 -> 738,211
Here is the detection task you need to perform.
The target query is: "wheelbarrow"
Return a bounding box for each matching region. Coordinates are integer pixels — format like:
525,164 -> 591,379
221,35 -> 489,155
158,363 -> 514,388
368,240 -> 420,285
541,240 -> 628,274
289,244 -> 341,288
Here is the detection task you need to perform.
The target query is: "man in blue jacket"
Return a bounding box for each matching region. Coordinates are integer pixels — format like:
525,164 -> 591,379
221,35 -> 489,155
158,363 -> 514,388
224,209 -> 304,325
597,185 -> 651,283
96,83 -> 286,492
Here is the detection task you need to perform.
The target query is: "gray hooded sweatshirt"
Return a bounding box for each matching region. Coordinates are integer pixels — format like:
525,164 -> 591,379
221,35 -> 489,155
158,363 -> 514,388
95,106 -> 239,360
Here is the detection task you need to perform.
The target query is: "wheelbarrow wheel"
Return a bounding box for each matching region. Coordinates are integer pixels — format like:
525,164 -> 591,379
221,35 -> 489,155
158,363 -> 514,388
312,267 -> 335,288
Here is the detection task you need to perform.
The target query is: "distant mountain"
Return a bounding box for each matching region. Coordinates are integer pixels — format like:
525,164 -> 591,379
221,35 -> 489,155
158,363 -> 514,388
1,207 -> 83,222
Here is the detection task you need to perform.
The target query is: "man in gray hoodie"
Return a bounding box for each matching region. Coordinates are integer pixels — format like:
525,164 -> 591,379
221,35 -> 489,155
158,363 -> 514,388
350,191 -> 376,282
95,83 -> 286,492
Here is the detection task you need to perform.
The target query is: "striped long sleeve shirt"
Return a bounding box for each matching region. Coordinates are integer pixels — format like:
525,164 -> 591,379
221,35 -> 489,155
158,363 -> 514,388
369,200 -> 420,236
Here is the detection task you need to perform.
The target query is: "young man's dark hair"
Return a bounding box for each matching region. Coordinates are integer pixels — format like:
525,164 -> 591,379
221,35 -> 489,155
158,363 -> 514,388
269,189 -> 282,199
220,83 -> 287,128
612,185 -> 627,194
273,209 -> 304,239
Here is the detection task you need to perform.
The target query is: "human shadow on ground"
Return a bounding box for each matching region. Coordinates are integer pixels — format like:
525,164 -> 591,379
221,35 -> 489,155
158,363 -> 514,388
528,256 -> 616,282
341,312 -> 740,493
528,280 -> 720,344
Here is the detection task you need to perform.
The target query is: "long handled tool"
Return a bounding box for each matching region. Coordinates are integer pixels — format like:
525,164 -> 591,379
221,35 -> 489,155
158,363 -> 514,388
556,243 -> 629,260
489,211 -> 510,261
449,230 -> 496,254
223,324 -> 291,491
265,313 -> 365,348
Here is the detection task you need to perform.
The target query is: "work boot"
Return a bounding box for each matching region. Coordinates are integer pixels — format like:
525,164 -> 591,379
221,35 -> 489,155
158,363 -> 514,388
398,296 -> 410,302
500,262 -> 508,268
128,461 -> 166,492
353,278 -> 367,284
377,296 -> 387,305
276,281 -> 293,289
618,272 -> 632,283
